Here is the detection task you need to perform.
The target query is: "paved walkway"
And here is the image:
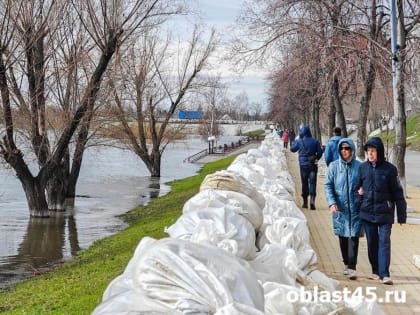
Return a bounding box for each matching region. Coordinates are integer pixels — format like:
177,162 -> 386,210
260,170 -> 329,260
286,151 -> 420,314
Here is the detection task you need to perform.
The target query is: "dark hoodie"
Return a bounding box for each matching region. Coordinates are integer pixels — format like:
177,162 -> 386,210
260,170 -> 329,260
290,125 -> 323,168
363,137 -> 386,164
357,137 -> 406,224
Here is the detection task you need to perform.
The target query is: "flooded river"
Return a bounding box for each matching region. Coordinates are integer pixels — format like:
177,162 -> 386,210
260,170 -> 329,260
0,136 -> 219,288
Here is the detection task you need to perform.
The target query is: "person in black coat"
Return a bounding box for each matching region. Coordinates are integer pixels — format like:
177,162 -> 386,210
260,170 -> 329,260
357,137 -> 406,285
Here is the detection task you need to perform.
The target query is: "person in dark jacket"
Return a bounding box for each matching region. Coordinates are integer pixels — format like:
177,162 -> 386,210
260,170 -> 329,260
288,129 -> 296,148
324,126 -> 342,167
325,138 -> 362,280
357,137 -> 407,285
290,125 -> 323,209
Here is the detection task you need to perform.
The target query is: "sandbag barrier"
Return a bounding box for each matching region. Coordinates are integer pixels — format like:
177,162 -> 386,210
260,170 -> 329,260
93,133 -> 383,315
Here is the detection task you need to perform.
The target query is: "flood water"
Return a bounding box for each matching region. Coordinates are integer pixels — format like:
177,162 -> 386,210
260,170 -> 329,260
0,136 -> 228,288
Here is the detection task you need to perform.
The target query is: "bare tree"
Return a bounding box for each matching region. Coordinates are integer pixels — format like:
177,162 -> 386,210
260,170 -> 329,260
196,74 -> 227,139
107,27 -> 216,177
0,0 -> 183,217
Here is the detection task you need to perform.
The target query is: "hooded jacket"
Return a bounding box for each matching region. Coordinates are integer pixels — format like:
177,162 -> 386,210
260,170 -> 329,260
324,135 -> 343,166
290,125 -> 323,168
357,137 -> 407,224
325,138 -> 362,237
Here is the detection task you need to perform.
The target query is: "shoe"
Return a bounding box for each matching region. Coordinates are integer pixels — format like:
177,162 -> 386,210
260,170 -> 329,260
343,265 -> 349,275
367,274 -> 380,280
347,269 -> 357,280
302,198 -> 308,209
310,196 -> 316,210
382,277 -> 393,285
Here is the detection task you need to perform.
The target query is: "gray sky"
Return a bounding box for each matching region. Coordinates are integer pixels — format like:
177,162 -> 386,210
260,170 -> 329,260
194,0 -> 269,109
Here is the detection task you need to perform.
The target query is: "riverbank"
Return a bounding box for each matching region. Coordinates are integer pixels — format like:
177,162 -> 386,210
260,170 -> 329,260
0,155 -> 238,314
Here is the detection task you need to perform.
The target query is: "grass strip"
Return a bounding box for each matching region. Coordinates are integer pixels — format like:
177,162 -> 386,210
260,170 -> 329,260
0,155 -> 236,315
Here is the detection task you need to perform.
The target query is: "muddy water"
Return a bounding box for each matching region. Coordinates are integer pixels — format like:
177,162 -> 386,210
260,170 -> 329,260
0,137 -> 214,288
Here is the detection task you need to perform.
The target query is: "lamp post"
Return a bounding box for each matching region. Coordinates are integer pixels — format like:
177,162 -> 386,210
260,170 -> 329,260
208,135 -> 215,154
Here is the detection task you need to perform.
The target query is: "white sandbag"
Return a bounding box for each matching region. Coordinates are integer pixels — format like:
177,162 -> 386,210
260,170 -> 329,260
258,217 -> 310,249
248,244 -> 298,286
214,303 -> 265,315
257,217 -> 317,270
227,161 -> 265,187
200,170 -> 266,209
262,195 -> 306,221
344,297 -> 385,315
127,237 -> 264,313
183,189 -> 263,230
92,286 -> 182,315
263,282 -> 339,315
165,207 -> 257,259
260,183 -> 294,201
305,269 -> 340,293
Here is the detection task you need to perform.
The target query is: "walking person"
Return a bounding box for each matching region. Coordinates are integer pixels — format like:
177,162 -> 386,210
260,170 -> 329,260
282,129 -> 289,149
325,138 -> 362,280
288,129 -> 296,148
324,126 -> 343,167
290,125 -> 323,210
357,137 -> 407,285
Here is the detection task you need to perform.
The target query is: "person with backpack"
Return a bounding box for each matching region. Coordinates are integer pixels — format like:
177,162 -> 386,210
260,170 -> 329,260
290,125 -> 323,210
324,126 -> 342,167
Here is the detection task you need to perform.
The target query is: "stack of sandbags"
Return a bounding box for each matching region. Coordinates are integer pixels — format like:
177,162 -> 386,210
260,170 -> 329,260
93,132 -> 383,315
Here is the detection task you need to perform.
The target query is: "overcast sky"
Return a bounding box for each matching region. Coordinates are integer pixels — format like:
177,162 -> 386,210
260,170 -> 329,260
192,0 -> 269,109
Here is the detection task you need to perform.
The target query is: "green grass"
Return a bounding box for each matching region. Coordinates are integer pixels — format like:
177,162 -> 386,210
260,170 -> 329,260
375,113 -> 420,149
0,155 -> 237,315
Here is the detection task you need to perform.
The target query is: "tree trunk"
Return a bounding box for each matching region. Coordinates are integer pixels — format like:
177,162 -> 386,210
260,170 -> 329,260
332,75 -> 347,137
357,61 -> 376,159
21,178 -> 49,217
391,0 -> 407,194
312,99 -> 321,143
149,147 -> 162,177
328,93 -> 336,137
67,111 -> 93,198
46,152 -> 70,211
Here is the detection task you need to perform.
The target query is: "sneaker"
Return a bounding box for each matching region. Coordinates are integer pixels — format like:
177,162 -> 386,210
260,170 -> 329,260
382,277 -> 393,285
343,265 -> 349,275
367,274 -> 380,280
347,269 -> 357,280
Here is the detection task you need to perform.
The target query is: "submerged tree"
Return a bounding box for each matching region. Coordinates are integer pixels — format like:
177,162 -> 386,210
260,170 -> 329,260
0,0 -> 184,217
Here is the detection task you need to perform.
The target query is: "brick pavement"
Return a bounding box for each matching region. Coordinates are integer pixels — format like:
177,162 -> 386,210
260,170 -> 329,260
286,151 -> 420,314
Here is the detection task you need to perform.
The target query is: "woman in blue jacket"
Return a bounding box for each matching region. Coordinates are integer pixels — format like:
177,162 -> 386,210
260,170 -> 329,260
325,138 -> 362,280
357,137 -> 406,285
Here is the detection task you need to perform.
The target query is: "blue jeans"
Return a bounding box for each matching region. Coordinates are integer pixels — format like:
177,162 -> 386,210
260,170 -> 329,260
362,220 -> 392,278
299,165 -> 318,198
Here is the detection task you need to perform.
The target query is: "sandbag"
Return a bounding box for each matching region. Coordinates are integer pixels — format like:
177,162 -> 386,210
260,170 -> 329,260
95,237 -> 265,314
248,243 -> 298,286
183,189 -> 263,230
165,207 -> 257,259
200,170 -> 266,209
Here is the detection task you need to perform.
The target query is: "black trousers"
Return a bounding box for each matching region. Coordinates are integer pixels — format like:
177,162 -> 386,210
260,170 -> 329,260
339,236 -> 359,270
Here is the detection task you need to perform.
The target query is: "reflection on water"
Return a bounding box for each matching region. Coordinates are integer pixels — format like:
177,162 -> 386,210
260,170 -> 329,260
1,212 -> 80,287
0,136 -> 216,288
